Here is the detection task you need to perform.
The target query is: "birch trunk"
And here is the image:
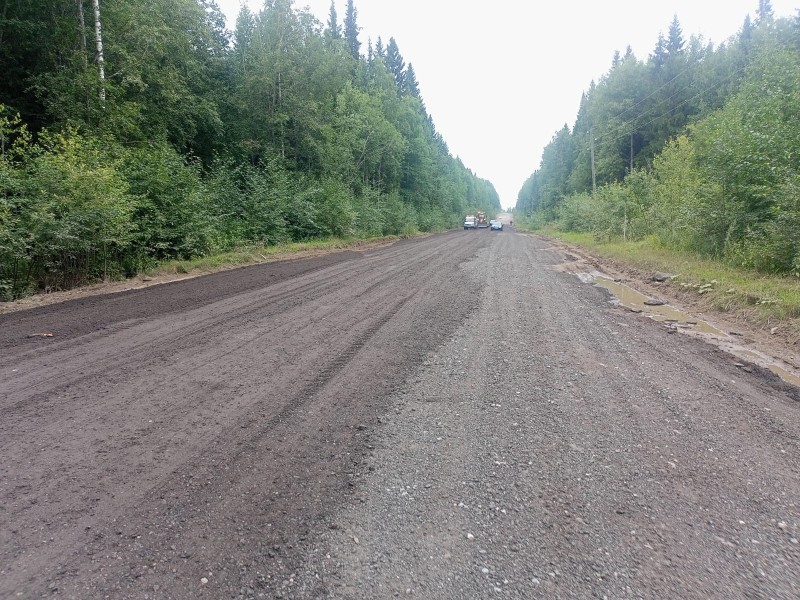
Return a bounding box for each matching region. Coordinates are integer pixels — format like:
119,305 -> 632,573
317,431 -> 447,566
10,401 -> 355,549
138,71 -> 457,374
92,0 -> 106,107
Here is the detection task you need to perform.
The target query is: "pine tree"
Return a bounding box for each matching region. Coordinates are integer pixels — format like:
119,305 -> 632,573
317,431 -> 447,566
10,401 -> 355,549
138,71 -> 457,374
404,63 -> 421,98
233,5 -> 256,73
375,36 -> 385,58
667,14 -> 684,54
611,50 -> 621,69
756,0 -> 774,24
623,45 -> 635,62
343,0 -> 360,58
740,14 -> 754,56
385,37 -> 405,91
326,0 -> 341,39
741,14 -> 754,40
650,32 -> 668,68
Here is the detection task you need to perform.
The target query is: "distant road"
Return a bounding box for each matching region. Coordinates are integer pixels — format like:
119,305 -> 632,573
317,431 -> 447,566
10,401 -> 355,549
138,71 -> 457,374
2,231 -> 798,598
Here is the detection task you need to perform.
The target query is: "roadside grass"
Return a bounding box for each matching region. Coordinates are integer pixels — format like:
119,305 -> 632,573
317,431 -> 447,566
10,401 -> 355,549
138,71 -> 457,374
147,236 -> 401,277
534,226 -> 800,339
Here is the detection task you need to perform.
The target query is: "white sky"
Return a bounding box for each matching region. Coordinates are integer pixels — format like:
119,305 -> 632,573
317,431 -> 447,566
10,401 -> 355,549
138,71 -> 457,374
216,1 -> 799,210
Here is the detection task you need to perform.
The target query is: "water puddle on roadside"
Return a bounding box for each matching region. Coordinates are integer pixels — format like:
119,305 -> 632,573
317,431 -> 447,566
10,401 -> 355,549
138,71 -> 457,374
592,276 -> 724,335
588,275 -> 800,388
726,347 -> 800,388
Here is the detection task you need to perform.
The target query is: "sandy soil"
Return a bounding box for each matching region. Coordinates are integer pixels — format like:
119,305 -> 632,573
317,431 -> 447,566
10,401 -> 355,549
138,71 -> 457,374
2,231 -> 799,599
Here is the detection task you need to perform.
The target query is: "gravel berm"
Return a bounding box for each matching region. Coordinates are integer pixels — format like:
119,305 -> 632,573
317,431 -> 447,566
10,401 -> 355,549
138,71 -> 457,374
1,230 -> 799,599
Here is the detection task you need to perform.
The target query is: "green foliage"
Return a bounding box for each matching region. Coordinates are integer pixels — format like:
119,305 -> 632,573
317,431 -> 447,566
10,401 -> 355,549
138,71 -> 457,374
517,10 -> 800,275
0,0 -> 500,300
309,178 -> 357,237
122,143 -> 215,263
0,125 -> 135,297
731,174 -> 800,275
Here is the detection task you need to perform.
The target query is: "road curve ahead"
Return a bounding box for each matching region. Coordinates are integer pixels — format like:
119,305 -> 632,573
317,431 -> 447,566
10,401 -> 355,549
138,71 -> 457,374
1,231 -> 799,599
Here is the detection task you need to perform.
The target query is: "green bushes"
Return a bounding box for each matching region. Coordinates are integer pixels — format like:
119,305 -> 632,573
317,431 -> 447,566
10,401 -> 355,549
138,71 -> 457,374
0,121 -> 463,299
0,125 -> 135,298
0,0 -> 503,301
544,35 -> 800,276
519,15 -> 800,277
123,143 -> 215,263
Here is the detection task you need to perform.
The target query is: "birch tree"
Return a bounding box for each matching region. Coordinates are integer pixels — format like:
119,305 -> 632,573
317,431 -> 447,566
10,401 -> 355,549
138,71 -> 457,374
92,0 -> 105,107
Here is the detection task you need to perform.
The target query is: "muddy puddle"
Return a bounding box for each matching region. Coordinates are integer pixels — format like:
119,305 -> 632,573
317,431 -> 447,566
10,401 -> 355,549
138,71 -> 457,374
583,273 -> 800,389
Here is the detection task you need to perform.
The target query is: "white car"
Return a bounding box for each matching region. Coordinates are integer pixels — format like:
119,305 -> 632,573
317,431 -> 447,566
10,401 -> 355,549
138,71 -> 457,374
490,220 -> 503,231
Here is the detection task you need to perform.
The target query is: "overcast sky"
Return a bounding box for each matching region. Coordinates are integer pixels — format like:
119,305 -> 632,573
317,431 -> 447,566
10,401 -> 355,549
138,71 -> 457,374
215,1 -> 799,209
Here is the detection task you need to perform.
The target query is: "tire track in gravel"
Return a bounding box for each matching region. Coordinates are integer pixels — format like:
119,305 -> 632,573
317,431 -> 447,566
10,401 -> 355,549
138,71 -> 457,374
299,231 -> 800,600
1,233 -> 460,404
0,231 -> 491,598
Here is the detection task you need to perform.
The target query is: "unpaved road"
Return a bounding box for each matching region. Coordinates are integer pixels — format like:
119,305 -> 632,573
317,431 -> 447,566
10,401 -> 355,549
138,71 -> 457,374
1,231 -> 799,599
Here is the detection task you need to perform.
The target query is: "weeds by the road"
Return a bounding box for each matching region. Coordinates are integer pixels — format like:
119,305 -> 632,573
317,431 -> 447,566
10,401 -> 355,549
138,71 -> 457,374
149,236 -> 401,276
529,227 -> 800,341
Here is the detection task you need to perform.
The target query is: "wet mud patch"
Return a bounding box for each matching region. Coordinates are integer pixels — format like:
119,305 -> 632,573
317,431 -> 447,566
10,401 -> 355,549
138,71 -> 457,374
587,273 -> 800,390
544,238 -> 800,391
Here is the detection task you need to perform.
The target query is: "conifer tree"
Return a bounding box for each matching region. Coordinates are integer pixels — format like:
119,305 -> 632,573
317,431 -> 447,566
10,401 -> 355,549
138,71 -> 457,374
344,0 -> 360,58
667,15 -> 684,54
623,45 -> 634,62
756,0 -> 774,24
326,0 -> 341,39
404,63 -> 421,98
233,5 -> 256,69
385,37 -> 406,91
650,32 -> 668,68
375,36 -> 385,58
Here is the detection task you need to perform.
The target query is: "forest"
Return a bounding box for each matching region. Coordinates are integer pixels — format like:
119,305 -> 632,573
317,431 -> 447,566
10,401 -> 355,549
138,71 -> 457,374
515,1 -> 800,277
0,0 -> 500,299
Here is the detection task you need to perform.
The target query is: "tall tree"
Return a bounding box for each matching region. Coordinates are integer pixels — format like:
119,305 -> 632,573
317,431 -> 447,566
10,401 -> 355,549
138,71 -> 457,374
385,37 -> 406,92
623,45 -> 634,62
404,63 -> 421,98
756,0 -> 774,24
343,0 -> 360,59
667,14 -> 684,54
326,0 -> 341,39
741,14 -> 754,45
233,5 -> 256,73
92,0 -> 106,108
651,32 -> 668,68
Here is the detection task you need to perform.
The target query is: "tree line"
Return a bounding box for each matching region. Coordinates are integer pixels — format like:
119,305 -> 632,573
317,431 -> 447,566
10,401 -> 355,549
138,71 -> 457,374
0,0 -> 500,299
515,1 -> 800,276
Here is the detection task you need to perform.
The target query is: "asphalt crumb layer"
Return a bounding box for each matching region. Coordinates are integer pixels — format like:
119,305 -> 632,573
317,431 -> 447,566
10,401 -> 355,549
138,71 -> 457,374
2,231 -> 799,599
0,232 -> 489,598
296,233 -> 800,599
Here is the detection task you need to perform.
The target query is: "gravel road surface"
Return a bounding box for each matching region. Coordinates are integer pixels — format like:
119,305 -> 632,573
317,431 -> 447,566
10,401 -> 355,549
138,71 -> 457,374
1,231 -> 799,599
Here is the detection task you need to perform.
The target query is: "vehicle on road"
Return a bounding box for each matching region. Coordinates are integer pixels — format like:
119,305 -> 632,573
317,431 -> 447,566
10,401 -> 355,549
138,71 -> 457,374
464,215 -> 477,230
490,220 -> 503,231
476,211 -> 489,228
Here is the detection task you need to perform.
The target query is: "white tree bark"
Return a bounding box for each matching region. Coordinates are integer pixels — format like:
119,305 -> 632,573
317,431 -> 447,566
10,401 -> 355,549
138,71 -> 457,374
92,0 -> 106,107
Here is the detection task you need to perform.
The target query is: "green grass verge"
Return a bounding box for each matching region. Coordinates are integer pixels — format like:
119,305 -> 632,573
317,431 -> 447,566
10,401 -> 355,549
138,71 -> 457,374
533,226 -> 800,337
